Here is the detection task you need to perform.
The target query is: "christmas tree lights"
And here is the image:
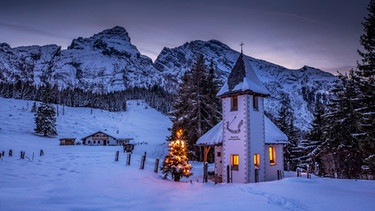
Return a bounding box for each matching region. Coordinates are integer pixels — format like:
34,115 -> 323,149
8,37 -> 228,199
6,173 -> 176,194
161,129 -> 192,182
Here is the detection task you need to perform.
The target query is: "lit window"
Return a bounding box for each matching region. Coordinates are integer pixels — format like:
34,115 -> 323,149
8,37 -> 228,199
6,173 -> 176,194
231,154 -> 239,171
254,154 -> 260,169
269,146 -> 276,165
231,96 -> 238,111
253,96 -> 259,111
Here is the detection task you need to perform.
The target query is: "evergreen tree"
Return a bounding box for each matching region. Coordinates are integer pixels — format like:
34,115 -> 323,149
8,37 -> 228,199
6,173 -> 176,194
274,94 -> 300,170
34,103 -> 58,137
301,100 -> 326,174
31,101 -> 38,113
161,129 -> 192,182
205,60 -> 222,128
320,73 -> 362,178
285,118 -> 301,171
168,55 -> 221,160
353,0 -> 375,174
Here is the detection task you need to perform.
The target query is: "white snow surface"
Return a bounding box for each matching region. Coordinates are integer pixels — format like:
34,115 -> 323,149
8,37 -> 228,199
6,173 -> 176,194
1,98 -> 374,211
196,116 -> 287,146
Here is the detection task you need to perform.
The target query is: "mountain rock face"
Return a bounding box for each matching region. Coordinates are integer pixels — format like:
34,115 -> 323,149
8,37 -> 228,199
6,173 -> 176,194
154,40 -> 338,131
0,26 -> 162,92
0,26 -> 338,131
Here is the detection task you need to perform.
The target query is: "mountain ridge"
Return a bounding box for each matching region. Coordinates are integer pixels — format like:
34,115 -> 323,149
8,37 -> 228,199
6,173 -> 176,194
0,26 -> 338,131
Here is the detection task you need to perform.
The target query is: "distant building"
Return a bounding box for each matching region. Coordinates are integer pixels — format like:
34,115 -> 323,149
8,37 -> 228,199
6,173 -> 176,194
59,138 -> 76,145
197,52 -> 288,183
81,131 -> 133,146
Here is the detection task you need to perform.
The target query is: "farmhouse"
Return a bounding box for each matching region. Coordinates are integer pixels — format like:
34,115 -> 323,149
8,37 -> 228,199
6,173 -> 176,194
197,52 -> 288,183
81,131 -> 133,146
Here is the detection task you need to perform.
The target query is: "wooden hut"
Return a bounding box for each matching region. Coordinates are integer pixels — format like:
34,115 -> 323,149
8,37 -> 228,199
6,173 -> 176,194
59,138 -> 76,145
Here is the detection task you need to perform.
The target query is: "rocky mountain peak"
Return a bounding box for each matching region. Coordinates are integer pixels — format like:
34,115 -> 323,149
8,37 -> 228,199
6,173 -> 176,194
68,26 -> 134,52
92,26 -> 131,42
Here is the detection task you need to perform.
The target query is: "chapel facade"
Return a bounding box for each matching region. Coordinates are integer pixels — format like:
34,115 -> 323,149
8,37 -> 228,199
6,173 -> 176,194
197,52 -> 287,183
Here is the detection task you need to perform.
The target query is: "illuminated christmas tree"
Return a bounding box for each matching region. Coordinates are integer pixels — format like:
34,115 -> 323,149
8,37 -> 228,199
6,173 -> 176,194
161,129 -> 192,182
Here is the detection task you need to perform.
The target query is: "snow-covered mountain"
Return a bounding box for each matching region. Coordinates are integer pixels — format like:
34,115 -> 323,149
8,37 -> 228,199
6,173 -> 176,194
0,26 -> 162,92
154,40 -> 338,131
0,26 -> 338,131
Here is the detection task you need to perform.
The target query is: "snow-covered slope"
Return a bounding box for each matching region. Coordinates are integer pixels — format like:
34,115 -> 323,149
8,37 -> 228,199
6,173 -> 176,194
0,98 -> 374,210
0,98 -> 171,159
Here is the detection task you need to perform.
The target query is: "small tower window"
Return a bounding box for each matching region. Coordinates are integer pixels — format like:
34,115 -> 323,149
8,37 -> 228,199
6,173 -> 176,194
231,96 -> 238,111
254,153 -> 260,169
231,154 -> 239,171
253,96 -> 259,111
269,146 -> 276,165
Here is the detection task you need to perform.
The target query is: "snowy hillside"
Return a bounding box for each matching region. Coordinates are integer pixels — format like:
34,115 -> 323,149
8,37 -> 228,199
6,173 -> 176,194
1,98 -> 375,210
0,98 -> 171,158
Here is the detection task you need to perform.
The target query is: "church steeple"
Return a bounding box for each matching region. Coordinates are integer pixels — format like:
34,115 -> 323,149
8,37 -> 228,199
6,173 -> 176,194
217,48 -> 270,98
227,53 -> 246,90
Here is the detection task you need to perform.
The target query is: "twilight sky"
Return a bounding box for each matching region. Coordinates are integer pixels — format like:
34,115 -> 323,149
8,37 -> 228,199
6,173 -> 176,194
0,0 -> 370,74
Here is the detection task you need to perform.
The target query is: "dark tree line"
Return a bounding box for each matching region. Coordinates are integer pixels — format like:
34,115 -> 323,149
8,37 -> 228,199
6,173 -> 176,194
0,81 -> 173,114
288,0 -> 375,179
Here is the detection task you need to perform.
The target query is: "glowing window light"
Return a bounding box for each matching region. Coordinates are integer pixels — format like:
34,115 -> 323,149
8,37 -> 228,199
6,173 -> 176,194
231,154 -> 239,171
269,146 -> 276,165
254,153 -> 260,169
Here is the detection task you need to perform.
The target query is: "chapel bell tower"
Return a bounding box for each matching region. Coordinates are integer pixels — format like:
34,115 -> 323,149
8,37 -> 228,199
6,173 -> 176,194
216,51 -> 270,183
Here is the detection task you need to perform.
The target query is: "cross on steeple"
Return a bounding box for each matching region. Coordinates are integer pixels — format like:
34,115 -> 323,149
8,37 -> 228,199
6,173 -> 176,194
240,42 -> 244,54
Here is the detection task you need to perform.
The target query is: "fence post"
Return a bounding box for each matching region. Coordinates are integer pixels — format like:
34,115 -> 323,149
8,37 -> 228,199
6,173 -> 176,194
20,151 -> 25,159
307,165 -> 311,178
140,152 -> 146,169
203,162 -> 208,183
115,151 -> 119,162
154,158 -> 160,173
126,153 -> 131,165
9,149 -> 12,157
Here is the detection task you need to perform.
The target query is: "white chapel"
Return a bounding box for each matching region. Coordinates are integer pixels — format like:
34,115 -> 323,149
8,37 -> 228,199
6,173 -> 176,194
197,52 -> 288,183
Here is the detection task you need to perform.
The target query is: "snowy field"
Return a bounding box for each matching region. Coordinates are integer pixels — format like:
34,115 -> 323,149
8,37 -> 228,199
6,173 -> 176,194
1,98 -> 375,211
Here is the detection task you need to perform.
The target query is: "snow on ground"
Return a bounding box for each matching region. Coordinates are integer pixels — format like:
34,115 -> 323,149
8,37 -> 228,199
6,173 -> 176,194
1,98 -> 375,211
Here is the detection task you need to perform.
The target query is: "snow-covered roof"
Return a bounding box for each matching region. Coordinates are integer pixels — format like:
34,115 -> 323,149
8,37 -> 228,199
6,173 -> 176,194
264,116 -> 288,144
196,116 -> 288,146
217,53 -> 270,97
196,121 -> 223,146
